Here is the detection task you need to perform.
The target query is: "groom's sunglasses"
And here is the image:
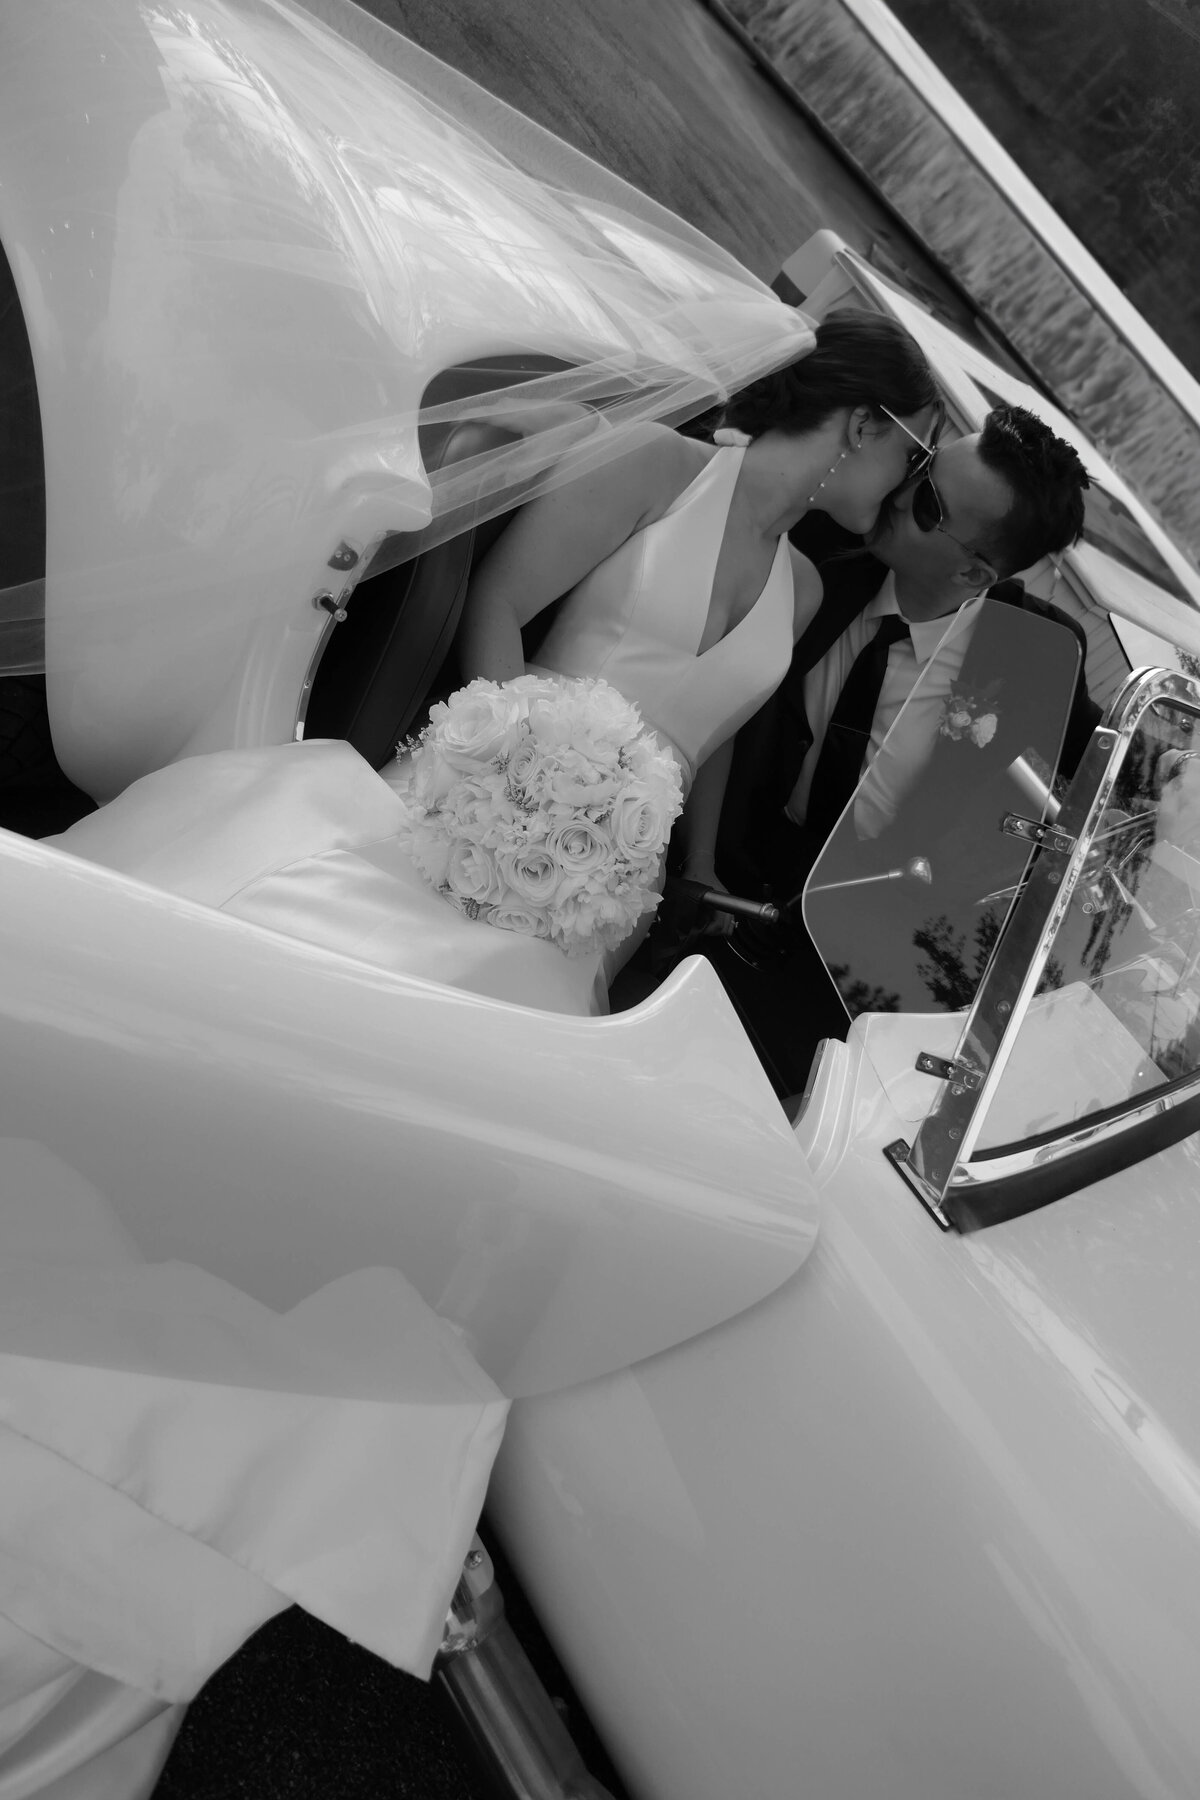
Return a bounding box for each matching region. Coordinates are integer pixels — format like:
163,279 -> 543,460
879,398 -> 945,483
881,401 -> 999,586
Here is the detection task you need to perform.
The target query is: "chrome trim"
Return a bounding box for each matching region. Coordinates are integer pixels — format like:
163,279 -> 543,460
293,596 -> 348,741
884,1139 -> 952,1230
948,1073 -> 1197,1189
436,1537 -> 617,1800
907,722 -> 1122,1195
906,664 -> 1200,1215
292,535 -> 385,741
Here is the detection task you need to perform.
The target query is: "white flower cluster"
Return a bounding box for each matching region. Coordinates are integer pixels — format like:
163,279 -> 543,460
397,674 -> 684,957
939,690 -> 999,748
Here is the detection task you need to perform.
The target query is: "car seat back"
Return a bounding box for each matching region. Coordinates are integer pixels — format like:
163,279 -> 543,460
302,356 -> 573,765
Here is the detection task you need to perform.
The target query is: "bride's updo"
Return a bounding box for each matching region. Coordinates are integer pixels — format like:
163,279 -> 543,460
721,313 -> 936,438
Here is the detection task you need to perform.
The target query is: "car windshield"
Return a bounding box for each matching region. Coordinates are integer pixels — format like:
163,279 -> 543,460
802,598 -> 1083,1031
974,701 -> 1200,1152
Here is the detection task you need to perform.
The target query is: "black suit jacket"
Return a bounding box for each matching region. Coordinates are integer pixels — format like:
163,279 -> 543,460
717,521 -> 1101,893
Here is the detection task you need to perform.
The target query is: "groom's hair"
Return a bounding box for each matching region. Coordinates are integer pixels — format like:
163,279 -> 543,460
977,405 -> 1089,575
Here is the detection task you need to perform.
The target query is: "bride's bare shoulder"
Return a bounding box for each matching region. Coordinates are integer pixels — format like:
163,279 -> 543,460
610,421 -> 714,511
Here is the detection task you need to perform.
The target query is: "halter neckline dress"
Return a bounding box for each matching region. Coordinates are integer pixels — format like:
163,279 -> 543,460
534,444 -> 795,793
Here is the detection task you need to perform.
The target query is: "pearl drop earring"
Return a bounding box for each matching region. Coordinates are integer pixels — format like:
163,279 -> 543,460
806,446 -> 847,507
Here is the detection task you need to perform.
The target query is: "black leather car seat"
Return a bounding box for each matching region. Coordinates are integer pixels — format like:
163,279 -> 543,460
302,355 -> 573,768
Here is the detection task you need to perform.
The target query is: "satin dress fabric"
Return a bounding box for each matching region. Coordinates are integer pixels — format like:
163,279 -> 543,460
1,450 -> 795,1791
535,444 -> 795,793
0,1084 -> 507,1798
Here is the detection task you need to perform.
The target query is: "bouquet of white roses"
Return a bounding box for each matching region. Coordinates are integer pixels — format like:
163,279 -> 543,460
397,674 -> 684,957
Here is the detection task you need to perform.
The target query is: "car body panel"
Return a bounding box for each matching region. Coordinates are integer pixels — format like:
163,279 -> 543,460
490,1015 -> 1200,1799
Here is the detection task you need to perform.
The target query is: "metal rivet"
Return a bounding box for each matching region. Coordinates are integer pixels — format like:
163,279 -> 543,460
464,1548 -> 484,1572
996,1000 -> 1011,1015
948,1128 -> 962,1140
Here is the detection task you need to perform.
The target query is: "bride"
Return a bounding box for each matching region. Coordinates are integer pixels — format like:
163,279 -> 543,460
48,315 -> 938,1018
459,313 -> 939,904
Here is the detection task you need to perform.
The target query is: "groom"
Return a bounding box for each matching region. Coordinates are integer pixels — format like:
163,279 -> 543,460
718,402 -> 1098,899
713,403 -> 1099,1094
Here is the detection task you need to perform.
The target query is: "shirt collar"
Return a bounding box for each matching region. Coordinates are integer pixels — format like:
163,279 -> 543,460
864,573 -> 956,667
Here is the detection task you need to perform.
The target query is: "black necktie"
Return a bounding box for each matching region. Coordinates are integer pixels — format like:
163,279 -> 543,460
804,614 -> 911,842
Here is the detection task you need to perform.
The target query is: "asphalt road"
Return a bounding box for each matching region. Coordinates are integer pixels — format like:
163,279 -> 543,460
351,0 -> 961,299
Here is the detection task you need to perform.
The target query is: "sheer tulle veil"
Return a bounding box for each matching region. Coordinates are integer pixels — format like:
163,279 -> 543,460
0,0 -> 816,679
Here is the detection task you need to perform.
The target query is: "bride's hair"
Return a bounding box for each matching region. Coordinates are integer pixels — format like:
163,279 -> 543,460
721,313 -> 936,438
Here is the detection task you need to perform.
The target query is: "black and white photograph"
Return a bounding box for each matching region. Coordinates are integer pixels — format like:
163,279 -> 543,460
3,3 -> 1200,1797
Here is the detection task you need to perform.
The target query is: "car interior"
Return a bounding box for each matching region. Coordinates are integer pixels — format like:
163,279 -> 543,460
0,271 -> 1035,1113
8,231 -> 1176,1114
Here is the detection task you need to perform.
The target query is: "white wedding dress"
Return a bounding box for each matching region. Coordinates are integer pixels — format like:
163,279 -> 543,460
43,446 -> 794,1018
0,446 -> 793,1799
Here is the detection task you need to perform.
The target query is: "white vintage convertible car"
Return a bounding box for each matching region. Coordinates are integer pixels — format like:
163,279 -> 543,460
3,2 -> 1200,1799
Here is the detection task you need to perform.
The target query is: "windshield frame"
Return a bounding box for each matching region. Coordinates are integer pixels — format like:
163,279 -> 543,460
889,664 -> 1200,1230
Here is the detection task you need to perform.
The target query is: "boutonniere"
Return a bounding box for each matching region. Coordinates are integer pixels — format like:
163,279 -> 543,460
939,681 -> 1002,748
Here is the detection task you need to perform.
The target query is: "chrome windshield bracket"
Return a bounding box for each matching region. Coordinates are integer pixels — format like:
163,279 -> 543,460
915,1051 -> 983,1091
1001,812 -> 1077,855
884,1140 -> 953,1231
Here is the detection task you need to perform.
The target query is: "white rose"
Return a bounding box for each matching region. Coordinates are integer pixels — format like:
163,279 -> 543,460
487,900 -> 551,940
445,839 -> 503,905
546,818 -> 614,877
438,686 -> 524,769
610,786 -> 671,861
971,713 -> 998,747
496,844 -> 562,906
506,734 -> 547,796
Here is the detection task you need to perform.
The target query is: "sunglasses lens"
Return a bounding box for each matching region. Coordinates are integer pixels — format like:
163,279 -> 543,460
911,477 -> 942,532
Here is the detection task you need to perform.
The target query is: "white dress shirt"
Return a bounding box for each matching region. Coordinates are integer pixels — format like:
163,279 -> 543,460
787,575 -> 976,838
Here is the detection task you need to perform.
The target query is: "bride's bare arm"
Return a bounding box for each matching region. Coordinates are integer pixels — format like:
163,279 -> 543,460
677,735 -> 736,892
459,425 -> 701,683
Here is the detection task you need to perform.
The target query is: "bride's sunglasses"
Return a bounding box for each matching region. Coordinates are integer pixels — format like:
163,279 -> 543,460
879,401 -> 999,587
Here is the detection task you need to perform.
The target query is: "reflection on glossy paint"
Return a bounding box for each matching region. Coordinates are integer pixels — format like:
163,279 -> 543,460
973,1242 -> 1200,1534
